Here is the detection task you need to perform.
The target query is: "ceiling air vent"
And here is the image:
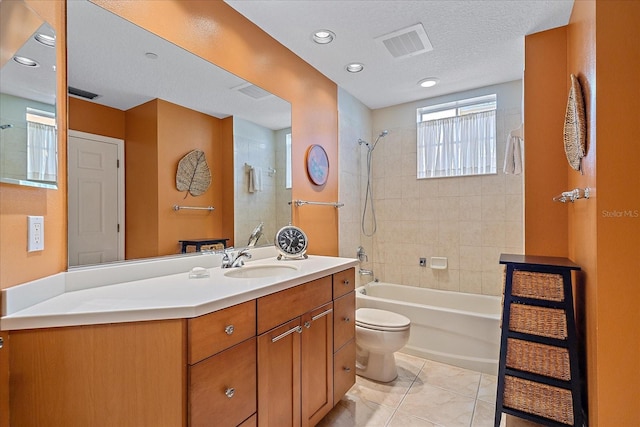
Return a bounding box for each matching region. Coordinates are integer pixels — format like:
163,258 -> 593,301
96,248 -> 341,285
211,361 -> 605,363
68,86 -> 101,100
375,23 -> 433,59
233,82 -> 272,100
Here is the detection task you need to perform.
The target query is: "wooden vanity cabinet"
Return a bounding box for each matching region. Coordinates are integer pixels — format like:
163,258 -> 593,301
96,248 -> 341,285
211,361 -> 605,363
8,267 -> 356,427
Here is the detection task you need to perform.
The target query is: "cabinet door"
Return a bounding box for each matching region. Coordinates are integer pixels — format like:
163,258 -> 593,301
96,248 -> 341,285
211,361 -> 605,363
258,318 -> 302,427
301,302 -> 334,427
189,338 -> 257,427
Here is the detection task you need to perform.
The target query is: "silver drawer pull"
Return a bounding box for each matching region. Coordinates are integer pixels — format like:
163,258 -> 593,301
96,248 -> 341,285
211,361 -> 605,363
304,321 -> 311,329
343,367 -> 351,372
343,280 -> 350,285
343,317 -> 351,322
224,325 -> 234,335
271,325 -> 302,343
225,387 -> 235,398
311,308 -> 333,322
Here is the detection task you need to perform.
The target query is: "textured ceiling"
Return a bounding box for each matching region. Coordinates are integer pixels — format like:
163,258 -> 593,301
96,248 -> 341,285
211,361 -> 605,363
225,0 -> 574,109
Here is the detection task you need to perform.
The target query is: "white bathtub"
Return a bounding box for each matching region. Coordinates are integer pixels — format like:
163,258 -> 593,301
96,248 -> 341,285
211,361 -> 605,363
355,282 -> 502,375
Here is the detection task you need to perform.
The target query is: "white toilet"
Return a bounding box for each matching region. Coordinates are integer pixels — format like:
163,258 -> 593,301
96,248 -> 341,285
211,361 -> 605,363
355,308 -> 411,382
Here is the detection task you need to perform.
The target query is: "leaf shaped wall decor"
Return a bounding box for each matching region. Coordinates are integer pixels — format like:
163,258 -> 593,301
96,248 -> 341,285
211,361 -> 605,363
176,150 -> 211,197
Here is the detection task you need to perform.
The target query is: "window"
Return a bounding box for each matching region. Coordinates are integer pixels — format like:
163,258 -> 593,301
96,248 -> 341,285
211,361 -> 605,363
26,108 -> 57,182
417,94 -> 497,179
285,133 -> 292,189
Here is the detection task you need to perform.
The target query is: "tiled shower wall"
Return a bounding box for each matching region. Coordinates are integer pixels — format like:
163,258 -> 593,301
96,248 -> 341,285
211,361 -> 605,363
338,81 -> 524,296
367,80 -> 524,296
234,118 -> 279,246
338,88 -> 371,261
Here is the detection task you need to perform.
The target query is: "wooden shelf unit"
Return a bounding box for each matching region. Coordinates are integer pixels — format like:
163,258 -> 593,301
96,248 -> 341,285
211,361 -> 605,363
495,254 -> 585,427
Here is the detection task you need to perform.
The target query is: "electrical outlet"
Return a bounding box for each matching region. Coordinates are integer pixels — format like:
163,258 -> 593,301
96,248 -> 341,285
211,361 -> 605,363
419,257 -> 427,267
28,216 -> 44,252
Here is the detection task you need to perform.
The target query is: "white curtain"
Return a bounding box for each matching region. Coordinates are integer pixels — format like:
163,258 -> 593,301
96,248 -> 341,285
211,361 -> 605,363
27,121 -> 57,182
417,110 -> 496,178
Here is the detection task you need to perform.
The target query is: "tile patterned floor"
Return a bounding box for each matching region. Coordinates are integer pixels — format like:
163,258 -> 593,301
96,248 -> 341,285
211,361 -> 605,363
318,352 -> 507,427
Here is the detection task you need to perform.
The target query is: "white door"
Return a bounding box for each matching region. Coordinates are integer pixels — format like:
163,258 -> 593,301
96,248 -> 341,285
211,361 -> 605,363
68,131 -> 124,266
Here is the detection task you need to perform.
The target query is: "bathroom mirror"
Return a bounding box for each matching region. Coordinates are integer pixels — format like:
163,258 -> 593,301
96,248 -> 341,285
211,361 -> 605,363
67,0 -> 291,267
0,0 -> 58,189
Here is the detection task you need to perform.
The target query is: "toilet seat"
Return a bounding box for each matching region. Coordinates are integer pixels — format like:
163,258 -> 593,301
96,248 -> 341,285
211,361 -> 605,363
356,308 -> 410,332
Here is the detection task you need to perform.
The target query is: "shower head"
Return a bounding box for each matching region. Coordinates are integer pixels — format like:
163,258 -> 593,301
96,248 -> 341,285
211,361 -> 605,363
0,124 -> 14,130
379,130 -> 388,137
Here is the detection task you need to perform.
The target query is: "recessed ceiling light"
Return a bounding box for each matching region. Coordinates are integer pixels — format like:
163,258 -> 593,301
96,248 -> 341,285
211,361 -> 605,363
418,78 -> 439,88
346,63 -> 364,73
13,56 -> 39,67
34,33 -> 56,47
312,30 -> 335,44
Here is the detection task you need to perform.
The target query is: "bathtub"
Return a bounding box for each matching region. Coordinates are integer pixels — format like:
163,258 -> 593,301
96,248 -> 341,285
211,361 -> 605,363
355,282 -> 502,375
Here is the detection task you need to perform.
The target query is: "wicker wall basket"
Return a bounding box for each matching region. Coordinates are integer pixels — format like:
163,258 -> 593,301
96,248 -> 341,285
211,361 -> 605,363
563,74 -> 587,172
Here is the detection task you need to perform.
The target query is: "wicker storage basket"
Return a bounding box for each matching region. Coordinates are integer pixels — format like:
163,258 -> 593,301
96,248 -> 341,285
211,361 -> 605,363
506,338 -> 571,380
509,304 -> 568,340
512,271 -> 564,302
504,376 -> 574,425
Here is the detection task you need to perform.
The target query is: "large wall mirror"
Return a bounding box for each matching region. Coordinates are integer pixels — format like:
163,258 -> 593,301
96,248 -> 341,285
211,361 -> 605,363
0,0 -> 58,189
67,0 -> 292,267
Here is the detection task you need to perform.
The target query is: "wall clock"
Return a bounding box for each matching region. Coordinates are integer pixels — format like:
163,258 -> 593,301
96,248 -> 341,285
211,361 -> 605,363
275,225 -> 309,260
306,144 -> 329,185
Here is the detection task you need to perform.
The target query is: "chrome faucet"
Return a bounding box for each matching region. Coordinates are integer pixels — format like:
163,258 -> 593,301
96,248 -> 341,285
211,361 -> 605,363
359,268 -> 374,277
221,248 -> 252,268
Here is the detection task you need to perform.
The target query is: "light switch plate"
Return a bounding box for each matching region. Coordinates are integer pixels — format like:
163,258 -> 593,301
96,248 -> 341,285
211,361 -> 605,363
27,216 -> 44,252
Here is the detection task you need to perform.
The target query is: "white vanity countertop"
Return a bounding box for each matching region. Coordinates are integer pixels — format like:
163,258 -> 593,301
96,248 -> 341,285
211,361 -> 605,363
1,252 -> 358,331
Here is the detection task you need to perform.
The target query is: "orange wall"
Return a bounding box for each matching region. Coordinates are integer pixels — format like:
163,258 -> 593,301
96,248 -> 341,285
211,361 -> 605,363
565,0 -> 599,423
68,97 -> 125,140
523,27 -> 568,257
156,99 -> 226,256
93,0 -> 339,256
70,97 -> 232,259
591,1 -> 640,425
0,0 -> 67,289
526,1 -> 640,425
124,100 -> 159,259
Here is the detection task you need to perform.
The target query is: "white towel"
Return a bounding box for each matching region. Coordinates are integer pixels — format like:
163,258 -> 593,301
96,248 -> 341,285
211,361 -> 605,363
248,166 -> 263,193
503,135 -> 523,175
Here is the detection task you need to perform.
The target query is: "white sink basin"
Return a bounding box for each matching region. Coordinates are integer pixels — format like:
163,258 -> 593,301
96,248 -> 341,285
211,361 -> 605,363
223,264 -> 299,279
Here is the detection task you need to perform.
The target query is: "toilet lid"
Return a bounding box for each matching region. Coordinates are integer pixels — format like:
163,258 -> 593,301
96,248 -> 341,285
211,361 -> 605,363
356,308 -> 410,331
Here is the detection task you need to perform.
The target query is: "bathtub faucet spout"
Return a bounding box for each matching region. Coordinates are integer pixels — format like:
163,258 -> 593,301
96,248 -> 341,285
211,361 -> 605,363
359,268 -> 374,277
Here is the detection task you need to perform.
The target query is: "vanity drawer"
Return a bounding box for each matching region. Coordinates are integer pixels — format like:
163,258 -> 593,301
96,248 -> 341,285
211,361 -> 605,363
333,339 -> 356,405
333,291 -> 355,351
333,268 -> 355,299
189,337 -> 257,427
188,300 -> 256,364
257,276 -> 332,334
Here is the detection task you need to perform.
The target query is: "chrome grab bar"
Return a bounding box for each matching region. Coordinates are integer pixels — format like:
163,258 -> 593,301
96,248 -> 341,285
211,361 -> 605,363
173,205 -> 215,212
289,200 -> 344,208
